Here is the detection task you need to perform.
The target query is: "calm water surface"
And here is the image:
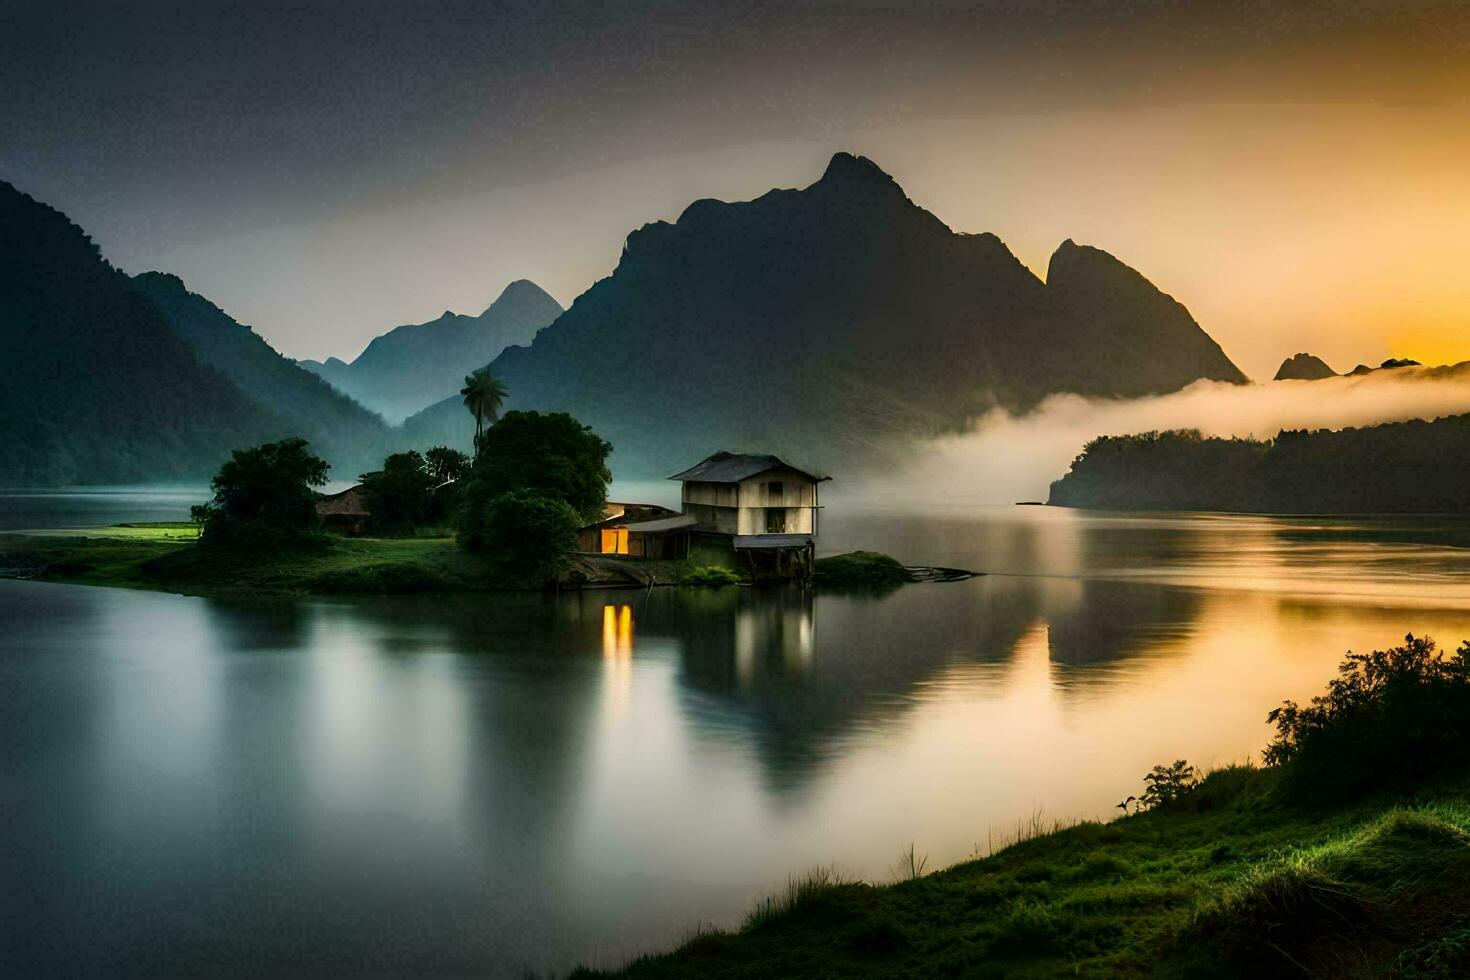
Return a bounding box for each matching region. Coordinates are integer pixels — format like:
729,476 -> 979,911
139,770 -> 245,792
6,490 -> 1470,975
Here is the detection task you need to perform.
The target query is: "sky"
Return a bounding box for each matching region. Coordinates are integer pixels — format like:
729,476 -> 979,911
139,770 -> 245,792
4,1 -> 1469,379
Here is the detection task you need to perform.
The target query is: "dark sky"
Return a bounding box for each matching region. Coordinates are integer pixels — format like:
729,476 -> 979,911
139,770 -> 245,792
4,1 -> 1470,374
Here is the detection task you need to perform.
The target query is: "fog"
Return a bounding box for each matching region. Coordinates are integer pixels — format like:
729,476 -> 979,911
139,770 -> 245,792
879,368 -> 1470,506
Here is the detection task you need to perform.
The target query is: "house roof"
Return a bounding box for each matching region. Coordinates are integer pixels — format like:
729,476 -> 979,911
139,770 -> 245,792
582,501 -> 679,531
315,484 -> 370,517
622,513 -> 698,534
667,452 -> 828,485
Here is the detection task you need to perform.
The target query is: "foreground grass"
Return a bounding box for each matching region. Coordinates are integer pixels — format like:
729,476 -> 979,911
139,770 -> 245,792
0,525 -> 510,596
581,767 -> 1470,978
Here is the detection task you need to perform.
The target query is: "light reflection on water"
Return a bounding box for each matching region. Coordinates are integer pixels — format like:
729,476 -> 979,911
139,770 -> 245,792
5,501 -> 1470,975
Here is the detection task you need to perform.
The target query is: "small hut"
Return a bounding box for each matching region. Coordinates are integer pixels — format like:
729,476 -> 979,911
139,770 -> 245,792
315,484 -> 372,535
578,502 -> 695,559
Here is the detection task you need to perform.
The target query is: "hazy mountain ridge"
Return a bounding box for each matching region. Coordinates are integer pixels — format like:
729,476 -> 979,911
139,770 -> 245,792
131,272 -> 394,476
301,280 -> 562,422
405,152 -> 1247,473
1274,352 -> 1338,380
0,181 -> 283,485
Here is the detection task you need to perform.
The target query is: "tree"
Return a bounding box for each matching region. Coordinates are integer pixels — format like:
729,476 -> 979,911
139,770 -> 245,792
460,369 -> 508,449
424,446 -> 470,484
459,489 -> 581,581
196,437 -> 329,548
359,450 -> 436,534
465,411 -> 612,523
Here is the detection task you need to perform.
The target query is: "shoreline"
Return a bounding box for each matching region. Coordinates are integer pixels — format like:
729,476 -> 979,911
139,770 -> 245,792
0,526 -> 972,598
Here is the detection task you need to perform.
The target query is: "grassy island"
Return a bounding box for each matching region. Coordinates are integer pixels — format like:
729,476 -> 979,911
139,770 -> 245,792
582,634 -> 1470,978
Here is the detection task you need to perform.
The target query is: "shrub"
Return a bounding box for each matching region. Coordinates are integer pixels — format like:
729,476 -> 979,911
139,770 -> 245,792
813,551 -> 911,587
458,489 -> 580,582
680,565 -> 743,587
1140,760 -> 1200,810
1265,634 -> 1470,801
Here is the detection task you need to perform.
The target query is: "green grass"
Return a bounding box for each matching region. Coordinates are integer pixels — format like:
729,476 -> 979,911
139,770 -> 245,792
575,766 -> 1470,977
0,528 -> 518,596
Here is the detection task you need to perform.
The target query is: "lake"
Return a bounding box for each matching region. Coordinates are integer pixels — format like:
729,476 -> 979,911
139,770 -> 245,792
6,490 -> 1470,975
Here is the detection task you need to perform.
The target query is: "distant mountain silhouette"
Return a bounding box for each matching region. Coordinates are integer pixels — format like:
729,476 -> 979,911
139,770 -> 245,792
1274,353 -> 1338,381
132,272 -> 393,475
0,181 -> 281,485
300,280 -> 562,423
404,152 -> 1247,472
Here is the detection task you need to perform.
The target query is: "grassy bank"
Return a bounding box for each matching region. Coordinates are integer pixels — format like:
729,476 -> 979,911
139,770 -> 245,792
0,524 -> 510,596
588,634 -> 1470,977
583,767 -> 1470,978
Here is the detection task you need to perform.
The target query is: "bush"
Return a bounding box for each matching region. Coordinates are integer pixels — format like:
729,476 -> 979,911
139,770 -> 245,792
813,551 -> 911,587
1265,634 -> 1470,802
197,437 -> 329,550
458,489 -> 580,582
680,565 -> 743,588
1141,760 -> 1200,810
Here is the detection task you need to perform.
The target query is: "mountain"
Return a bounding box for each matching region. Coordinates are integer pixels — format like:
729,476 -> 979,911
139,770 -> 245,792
1274,353 -> 1338,381
1043,240 -> 1247,395
300,280 -> 562,423
131,272 -> 393,476
404,152 -> 1247,473
0,181 -> 278,485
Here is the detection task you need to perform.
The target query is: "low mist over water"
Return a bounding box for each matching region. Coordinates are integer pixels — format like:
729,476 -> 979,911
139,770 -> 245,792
888,367 -> 1470,505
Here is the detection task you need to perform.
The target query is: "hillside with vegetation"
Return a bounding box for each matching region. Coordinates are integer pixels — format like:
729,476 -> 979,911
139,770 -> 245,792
132,272 -> 394,478
1048,413 -> 1470,513
583,634 -> 1470,978
403,152 -> 1246,472
300,280 -> 562,422
0,181 -> 281,485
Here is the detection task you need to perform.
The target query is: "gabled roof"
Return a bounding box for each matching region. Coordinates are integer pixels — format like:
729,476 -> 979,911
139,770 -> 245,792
667,451 -> 828,484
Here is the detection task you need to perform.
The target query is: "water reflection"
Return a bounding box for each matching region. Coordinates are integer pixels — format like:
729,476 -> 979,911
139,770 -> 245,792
9,507 -> 1470,976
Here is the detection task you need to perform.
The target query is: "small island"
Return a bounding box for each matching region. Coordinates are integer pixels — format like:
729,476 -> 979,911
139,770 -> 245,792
0,409 -> 967,598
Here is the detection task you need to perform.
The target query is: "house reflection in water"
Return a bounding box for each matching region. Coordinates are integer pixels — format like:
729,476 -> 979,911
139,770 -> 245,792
734,596 -> 814,686
601,603 -> 634,659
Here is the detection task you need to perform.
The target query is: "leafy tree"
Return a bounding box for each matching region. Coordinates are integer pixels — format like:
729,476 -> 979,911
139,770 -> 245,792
459,489 -> 580,581
459,369 -> 508,449
1265,634 -> 1470,801
196,437 -> 329,548
464,410 -> 611,523
359,450 -> 436,534
424,446 -> 470,484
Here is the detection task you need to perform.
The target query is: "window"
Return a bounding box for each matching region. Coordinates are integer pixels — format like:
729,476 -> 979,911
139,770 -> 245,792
765,508 -> 786,534
767,480 -> 784,501
600,528 -> 629,555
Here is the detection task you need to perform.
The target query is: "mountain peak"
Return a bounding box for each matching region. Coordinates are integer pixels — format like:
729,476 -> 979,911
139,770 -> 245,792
818,152 -> 900,190
1274,352 -> 1337,381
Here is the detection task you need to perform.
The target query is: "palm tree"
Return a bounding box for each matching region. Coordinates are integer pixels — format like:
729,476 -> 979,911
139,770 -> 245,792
460,369 -> 508,450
